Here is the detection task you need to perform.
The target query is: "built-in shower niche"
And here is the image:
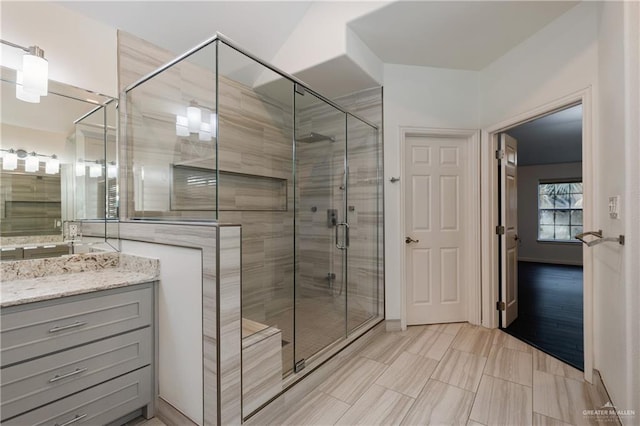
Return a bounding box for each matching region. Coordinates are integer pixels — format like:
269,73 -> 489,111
170,165 -> 287,211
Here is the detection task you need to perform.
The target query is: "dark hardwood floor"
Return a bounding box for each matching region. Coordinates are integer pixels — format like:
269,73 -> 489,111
504,261 -> 584,370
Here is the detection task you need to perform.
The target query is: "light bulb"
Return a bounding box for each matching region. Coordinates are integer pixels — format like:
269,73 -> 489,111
89,163 -> 102,178
24,153 -> 39,172
76,161 -> 86,177
45,155 -> 59,174
16,71 -> 40,103
187,106 -> 201,133
2,150 -> 18,170
22,51 -> 48,96
176,115 -> 189,137
199,122 -> 212,142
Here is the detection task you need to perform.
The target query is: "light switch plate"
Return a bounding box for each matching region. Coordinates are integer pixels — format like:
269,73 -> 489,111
609,195 -> 620,219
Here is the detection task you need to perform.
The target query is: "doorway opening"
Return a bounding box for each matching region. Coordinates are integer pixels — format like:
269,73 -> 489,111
497,104 -> 584,370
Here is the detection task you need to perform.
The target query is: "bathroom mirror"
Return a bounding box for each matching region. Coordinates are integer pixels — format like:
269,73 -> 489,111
0,66 -> 118,260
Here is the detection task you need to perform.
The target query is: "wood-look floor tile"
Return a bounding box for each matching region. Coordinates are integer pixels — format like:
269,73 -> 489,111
375,351 -> 438,398
359,332 -> 411,365
424,322 -> 466,336
278,390 -> 350,426
451,325 -> 494,357
533,370 -> 604,425
401,379 -> 475,426
484,345 -> 533,387
533,412 -> 573,426
431,349 -> 487,392
492,329 -> 533,353
533,349 -> 584,382
335,384 -> 414,426
470,375 -> 533,426
405,329 -> 456,361
319,356 -> 388,404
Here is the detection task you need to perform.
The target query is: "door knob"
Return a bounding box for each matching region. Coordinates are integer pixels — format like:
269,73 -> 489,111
405,237 -> 419,244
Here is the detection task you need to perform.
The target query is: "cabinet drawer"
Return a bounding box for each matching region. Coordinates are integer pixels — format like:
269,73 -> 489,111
3,366 -> 152,426
1,285 -> 152,367
1,327 -> 151,421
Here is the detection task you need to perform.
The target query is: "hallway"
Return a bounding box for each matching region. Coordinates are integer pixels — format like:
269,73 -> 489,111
246,323 -> 616,426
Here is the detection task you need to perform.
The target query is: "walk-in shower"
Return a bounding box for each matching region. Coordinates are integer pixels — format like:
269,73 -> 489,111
123,33 -> 383,421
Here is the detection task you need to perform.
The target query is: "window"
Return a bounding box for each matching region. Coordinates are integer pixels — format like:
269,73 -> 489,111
538,181 -> 583,242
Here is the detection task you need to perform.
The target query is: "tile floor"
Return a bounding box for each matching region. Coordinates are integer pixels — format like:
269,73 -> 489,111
144,323 -> 619,426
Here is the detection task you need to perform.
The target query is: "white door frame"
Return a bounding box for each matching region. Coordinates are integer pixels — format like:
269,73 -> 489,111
480,87 -> 594,383
400,127 -> 481,329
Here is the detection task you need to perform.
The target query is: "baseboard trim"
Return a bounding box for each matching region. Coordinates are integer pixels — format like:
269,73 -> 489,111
156,397 -> 198,426
519,257 -> 583,266
385,319 -> 402,332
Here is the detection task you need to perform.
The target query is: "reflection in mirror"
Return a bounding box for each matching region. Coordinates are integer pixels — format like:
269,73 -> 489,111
0,66 -> 118,260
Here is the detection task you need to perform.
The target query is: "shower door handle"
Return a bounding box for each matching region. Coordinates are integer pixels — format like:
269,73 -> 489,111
335,222 -> 350,250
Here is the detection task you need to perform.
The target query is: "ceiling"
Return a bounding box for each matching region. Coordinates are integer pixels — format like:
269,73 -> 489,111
58,1 -> 313,60
349,1 -> 578,70
507,104 -> 582,166
58,1 -> 580,88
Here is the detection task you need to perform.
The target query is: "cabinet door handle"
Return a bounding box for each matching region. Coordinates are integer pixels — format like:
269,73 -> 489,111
49,321 -> 86,333
55,414 -> 87,426
49,367 -> 88,383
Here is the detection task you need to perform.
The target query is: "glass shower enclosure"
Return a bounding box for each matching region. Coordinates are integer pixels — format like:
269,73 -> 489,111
124,33 -> 383,412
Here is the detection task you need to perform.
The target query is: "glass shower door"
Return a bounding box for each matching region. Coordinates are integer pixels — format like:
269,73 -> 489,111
346,116 -> 380,334
294,86 -> 347,370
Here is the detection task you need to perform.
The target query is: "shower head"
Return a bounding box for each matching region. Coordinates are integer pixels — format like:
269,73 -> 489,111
296,132 -> 336,143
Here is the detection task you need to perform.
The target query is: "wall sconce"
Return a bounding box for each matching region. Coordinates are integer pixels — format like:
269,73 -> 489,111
1,39 -> 48,103
176,101 -> 216,142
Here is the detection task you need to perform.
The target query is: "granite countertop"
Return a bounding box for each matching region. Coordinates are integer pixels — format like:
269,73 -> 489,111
1,252 -> 159,308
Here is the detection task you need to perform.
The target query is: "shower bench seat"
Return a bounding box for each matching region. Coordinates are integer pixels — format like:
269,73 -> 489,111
241,318 -> 282,417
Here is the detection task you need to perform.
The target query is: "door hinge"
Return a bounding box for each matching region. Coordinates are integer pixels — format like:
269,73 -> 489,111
496,149 -> 504,160
496,225 -> 505,235
496,301 -> 506,311
294,83 -> 306,96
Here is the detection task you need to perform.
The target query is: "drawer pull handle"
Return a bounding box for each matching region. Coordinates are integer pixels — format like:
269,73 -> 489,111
55,414 -> 87,426
49,367 -> 88,383
49,321 -> 86,333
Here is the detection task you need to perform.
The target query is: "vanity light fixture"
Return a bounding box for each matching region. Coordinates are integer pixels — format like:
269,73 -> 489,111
107,161 -> 118,179
45,155 -> 59,174
2,149 -> 18,171
89,161 -> 102,178
176,101 -> 217,142
1,148 -> 59,173
24,152 -> 40,172
1,39 -> 48,103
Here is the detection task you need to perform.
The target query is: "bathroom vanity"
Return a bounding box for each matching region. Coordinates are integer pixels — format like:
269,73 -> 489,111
0,253 -> 159,425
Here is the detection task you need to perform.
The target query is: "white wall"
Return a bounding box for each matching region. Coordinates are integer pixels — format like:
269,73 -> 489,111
383,63 -> 479,322
517,162 -> 583,265
596,2 -> 639,420
0,2 -> 117,96
120,240 -> 203,425
478,3 -> 598,127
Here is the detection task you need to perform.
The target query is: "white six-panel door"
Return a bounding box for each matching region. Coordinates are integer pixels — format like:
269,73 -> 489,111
405,135 -> 469,325
500,133 -> 519,327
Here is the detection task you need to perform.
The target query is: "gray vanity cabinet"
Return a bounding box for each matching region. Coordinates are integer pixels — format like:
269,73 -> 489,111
0,282 -> 155,425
